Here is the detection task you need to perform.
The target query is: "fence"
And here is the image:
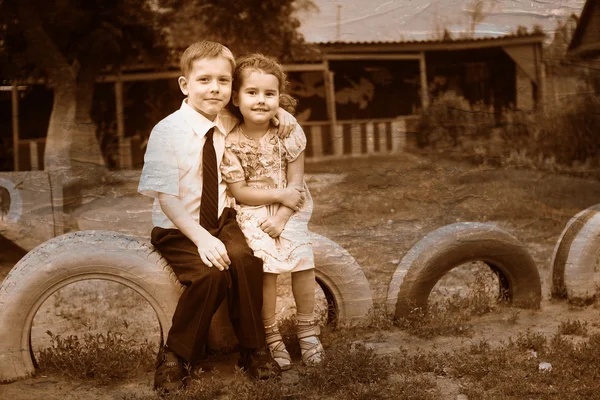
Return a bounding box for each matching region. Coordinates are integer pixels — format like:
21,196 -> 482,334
16,117 -> 416,171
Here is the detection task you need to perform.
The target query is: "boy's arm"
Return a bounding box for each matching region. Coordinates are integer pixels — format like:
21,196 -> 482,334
272,107 -> 297,138
259,153 -> 305,238
227,181 -> 304,211
158,193 -> 231,271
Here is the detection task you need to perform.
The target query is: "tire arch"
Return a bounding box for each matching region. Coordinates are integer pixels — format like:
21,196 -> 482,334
386,222 -> 541,319
550,204 -> 600,301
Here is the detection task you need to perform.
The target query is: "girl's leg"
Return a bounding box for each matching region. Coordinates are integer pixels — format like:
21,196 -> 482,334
291,269 -> 324,365
263,273 -> 292,370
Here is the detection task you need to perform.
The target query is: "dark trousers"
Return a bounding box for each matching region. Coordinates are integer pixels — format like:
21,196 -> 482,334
151,207 -> 265,363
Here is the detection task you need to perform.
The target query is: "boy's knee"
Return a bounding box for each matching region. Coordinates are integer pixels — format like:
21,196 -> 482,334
227,243 -> 255,264
197,267 -> 230,290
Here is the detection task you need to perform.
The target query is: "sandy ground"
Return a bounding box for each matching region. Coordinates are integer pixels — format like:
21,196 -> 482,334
2,152 -> 600,399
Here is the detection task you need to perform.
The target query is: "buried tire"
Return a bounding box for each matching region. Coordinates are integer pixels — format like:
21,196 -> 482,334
550,204 -> 600,303
0,231 -> 182,383
386,222 -> 541,319
0,230 -> 372,383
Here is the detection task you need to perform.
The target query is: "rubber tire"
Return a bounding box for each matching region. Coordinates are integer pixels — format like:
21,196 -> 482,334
550,204 -> 600,303
310,232 -> 373,328
0,230 -> 372,383
550,204 -> 600,301
386,222 -> 541,319
0,230 -> 181,383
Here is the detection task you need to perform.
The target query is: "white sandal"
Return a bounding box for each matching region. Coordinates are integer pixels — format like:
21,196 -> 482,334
296,319 -> 324,366
265,322 -> 292,371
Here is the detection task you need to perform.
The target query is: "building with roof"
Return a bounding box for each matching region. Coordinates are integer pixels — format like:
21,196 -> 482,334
1,1 -> 584,170
568,0 -> 600,57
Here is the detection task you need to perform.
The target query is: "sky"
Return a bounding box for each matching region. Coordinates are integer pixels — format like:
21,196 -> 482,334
297,0 -> 587,42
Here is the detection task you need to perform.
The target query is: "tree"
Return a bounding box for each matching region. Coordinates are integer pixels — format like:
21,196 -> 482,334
166,0 -> 319,62
0,0 -> 318,183
0,0 -> 169,183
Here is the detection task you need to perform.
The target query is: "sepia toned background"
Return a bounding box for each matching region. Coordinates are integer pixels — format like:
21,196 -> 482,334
1,0 -> 599,398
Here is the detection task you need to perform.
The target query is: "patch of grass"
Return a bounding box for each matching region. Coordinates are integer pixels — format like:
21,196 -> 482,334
394,301 -> 474,339
365,304 -> 395,331
395,266 -> 503,338
515,329 -> 548,353
227,375 -> 299,400
296,340 -> 437,399
37,330 -> 155,385
557,319 -> 589,336
444,332 -> 600,399
123,376 -> 227,400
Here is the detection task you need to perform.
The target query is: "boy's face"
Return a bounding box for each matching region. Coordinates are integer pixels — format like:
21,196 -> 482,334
178,57 -> 232,121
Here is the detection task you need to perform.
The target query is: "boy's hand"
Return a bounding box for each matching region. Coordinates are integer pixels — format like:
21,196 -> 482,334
272,107 -> 296,138
197,235 -> 231,271
259,215 -> 286,238
279,187 -> 305,211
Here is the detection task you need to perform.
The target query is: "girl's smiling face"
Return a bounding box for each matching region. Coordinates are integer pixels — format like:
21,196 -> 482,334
233,70 -> 280,128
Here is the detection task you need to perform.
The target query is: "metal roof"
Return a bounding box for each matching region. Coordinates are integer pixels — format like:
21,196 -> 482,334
316,32 -> 546,46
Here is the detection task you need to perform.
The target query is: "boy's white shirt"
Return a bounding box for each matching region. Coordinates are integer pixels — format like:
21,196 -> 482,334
138,99 -> 238,229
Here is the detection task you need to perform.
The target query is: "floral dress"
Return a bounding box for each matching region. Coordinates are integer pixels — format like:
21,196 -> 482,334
221,125 -> 314,274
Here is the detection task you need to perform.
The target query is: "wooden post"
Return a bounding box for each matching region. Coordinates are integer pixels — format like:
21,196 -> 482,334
11,85 -> 20,171
115,78 -> 131,169
333,124 -> 344,156
366,122 -> 375,154
419,52 -> 429,111
350,123 -> 362,155
391,119 -> 406,152
29,141 -> 39,170
377,122 -> 387,152
311,125 -> 324,158
535,42 -> 545,112
323,60 -> 337,151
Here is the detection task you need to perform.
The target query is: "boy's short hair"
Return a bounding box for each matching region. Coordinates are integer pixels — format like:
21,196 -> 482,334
180,41 -> 236,77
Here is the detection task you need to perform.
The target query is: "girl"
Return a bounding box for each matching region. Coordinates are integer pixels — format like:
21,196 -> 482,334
221,54 -> 324,370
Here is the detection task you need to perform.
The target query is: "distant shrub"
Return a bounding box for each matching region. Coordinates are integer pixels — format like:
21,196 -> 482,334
417,90 -> 600,176
417,91 -> 495,149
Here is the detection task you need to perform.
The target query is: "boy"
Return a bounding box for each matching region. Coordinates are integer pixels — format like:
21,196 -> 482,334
138,41 -> 304,392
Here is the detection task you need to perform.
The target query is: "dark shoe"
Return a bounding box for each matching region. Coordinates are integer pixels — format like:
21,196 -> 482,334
237,347 -> 281,380
153,346 -> 189,392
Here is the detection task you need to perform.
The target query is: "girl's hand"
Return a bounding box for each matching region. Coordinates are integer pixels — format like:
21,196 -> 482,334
272,107 -> 296,138
279,187 -> 305,211
259,215 -> 286,238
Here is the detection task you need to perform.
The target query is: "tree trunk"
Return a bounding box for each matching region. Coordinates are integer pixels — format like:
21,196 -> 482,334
71,65 -> 107,181
16,3 -> 107,183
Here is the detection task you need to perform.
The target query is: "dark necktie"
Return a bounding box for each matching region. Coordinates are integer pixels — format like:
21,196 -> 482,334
199,127 -> 219,230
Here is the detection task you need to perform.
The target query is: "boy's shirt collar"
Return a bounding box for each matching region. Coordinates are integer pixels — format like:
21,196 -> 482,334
180,99 -> 233,137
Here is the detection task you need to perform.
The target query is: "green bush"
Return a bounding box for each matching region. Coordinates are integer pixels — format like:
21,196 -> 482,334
417,90 -> 600,175
417,91 -> 495,149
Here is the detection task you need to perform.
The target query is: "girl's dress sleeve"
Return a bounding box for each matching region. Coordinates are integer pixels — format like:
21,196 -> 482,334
284,124 -> 307,162
221,146 -> 246,183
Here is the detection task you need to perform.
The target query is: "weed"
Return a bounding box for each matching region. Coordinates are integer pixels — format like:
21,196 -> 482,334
298,340 -> 395,396
123,376 -> 227,400
515,329 -> 548,353
365,303 -> 394,331
558,319 -> 589,336
507,308 -> 520,324
278,315 -> 300,357
37,330 -> 155,385
227,376 -> 299,400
